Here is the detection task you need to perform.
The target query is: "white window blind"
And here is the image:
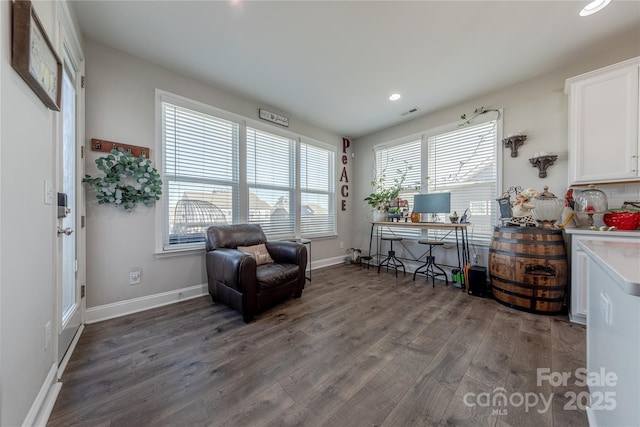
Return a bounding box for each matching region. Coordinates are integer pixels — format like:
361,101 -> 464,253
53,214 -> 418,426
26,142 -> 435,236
301,142 -> 336,237
162,102 -> 239,247
159,92 -> 337,251
374,139 -> 422,238
247,127 -> 296,238
427,120 -> 497,244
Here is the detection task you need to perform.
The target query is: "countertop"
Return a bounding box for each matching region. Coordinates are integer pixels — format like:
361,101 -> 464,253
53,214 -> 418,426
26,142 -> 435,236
564,227 -> 640,238
578,239 -> 640,296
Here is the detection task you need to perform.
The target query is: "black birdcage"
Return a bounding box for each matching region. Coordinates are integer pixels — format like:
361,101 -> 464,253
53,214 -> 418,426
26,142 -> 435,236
172,199 -> 227,236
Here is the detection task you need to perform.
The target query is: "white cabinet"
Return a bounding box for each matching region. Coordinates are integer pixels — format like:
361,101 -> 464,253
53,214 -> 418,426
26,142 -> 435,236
565,229 -> 640,325
580,239 -> 640,427
565,57 -> 640,185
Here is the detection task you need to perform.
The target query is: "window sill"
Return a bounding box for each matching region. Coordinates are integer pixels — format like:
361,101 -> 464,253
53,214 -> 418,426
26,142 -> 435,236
154,245 -> 205,258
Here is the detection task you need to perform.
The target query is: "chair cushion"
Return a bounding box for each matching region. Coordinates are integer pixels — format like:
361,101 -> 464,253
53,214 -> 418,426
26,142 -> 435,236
238,243 -> 274,265
256,263 -> 299,290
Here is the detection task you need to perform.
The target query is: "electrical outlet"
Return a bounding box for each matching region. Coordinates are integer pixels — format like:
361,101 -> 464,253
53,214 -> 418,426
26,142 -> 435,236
340,241 -> 344,249
129,270 -> 141,285
45,321 -> 52,350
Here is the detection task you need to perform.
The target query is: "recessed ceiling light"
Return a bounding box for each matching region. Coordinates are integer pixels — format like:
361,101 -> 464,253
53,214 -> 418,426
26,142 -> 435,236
389,93 -> 402,101
579,0 -> 612,16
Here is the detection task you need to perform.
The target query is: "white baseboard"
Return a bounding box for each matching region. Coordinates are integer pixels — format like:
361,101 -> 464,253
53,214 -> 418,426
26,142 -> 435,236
85,283 -> 208,324
311,255 -> 346,270
23,363 -> 59,427
569,312 -> 587,326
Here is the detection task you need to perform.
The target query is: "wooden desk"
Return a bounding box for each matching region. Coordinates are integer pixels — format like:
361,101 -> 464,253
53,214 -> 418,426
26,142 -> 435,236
369,221 -> 471,283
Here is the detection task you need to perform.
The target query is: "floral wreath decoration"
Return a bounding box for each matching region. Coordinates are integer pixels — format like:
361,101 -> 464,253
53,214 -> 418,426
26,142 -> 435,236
82,148 -> 162,211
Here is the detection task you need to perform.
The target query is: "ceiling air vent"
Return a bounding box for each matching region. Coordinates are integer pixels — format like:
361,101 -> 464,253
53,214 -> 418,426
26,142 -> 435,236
401,108 -> 419,116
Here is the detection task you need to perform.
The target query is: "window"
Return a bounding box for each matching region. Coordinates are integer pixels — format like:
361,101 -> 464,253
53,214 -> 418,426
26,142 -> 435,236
158,91 -> 336,250
374,139 -> 423,200
247,127 -> 296,238
427,120 -> 498,244
373,139 -> 422,238
373,118 -> 499,245
162,101 -> 239,247
301,141 -> 336,237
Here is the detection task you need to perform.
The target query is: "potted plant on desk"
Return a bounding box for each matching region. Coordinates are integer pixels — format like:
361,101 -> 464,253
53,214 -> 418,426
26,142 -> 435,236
364,187 -> 400,222
364,163 -> 411,221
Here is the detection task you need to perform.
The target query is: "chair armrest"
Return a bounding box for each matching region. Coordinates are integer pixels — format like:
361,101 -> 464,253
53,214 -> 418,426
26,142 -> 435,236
266,241 -> 307,267
206,248 -> 257,293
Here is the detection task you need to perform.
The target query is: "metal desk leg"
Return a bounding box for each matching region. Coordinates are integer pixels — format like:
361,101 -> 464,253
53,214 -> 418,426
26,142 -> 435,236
462,227 -> 470,266
368,223 -> 375,260
455,227 -> 462,271
305,239 -> 311,281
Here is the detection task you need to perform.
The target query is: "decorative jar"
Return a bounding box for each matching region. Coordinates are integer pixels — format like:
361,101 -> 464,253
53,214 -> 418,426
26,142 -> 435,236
531,186 -> 564,228
575,185 -> 608,226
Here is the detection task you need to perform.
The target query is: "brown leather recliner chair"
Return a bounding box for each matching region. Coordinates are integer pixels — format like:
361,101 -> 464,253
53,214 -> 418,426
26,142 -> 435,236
205,224 -> 307,323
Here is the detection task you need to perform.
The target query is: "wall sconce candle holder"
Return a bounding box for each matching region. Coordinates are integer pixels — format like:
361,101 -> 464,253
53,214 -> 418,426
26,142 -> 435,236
529,154 -> 558,178
502,135 -> 527,157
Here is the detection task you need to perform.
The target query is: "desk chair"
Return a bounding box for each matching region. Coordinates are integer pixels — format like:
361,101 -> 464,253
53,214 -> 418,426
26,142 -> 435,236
413,240 -> 448,287
378,236 -> 405,276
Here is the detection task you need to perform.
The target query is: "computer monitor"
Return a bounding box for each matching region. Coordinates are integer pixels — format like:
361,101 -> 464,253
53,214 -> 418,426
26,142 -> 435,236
413,193 -> 451,215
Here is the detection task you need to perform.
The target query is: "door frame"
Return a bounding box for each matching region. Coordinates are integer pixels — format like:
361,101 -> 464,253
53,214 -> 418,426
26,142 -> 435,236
55,1 -> 85,377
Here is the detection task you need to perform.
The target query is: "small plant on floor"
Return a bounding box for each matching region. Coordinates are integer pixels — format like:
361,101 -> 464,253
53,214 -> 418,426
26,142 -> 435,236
346,247 -> 362,263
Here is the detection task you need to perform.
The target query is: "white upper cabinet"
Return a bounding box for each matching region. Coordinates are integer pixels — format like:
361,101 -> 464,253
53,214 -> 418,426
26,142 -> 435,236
565,57 -> 640,185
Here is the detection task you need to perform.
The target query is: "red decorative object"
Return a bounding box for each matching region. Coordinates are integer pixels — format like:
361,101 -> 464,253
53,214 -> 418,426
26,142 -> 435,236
603,212 -> 640,230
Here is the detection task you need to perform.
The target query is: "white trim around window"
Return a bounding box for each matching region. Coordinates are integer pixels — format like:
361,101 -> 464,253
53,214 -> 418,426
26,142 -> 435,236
154,90 -> 337,254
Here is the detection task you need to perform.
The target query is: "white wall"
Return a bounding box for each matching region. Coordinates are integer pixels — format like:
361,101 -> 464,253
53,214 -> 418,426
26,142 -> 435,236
83,40 -> 352,309
352,32 -> 640,267
1,0 -> 60,424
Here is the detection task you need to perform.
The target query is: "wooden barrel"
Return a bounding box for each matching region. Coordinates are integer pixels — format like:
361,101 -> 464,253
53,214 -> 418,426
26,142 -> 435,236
489,226 -> 567,314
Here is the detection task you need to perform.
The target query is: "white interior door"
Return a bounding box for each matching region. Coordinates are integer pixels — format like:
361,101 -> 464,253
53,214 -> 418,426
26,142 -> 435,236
57,37 -> 84,367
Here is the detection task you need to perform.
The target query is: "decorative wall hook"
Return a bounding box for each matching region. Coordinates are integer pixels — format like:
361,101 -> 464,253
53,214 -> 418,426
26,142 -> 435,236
502,134 -> 527,157
529,154 -> 558,178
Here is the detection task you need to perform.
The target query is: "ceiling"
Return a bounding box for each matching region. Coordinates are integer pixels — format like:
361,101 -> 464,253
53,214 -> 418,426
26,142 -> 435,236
70,1 -> 640,138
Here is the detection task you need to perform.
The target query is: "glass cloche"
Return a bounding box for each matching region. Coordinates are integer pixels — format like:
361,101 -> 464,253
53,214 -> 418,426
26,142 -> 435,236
575,185 -> 608,226
531,186 -> 564,228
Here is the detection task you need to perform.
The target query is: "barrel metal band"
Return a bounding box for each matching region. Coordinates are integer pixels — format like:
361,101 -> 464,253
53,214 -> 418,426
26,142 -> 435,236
489,274 -> 566,291
491,284 -> 566,303
491,236 -> 564,245
488,248 -> 566,260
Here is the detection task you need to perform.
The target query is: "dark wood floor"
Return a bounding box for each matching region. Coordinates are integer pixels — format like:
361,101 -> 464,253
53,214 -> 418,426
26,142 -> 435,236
48,264 -> 588,427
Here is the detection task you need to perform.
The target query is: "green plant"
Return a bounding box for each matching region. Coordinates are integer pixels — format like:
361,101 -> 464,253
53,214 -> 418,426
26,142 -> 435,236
346,247 -> 362,262
82,148 -> 162,211
459,106 -> 500,126
364,162 -> 412,211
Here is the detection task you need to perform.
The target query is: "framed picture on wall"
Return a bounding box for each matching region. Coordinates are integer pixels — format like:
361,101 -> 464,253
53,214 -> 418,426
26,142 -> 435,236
11,0 -> 62,111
